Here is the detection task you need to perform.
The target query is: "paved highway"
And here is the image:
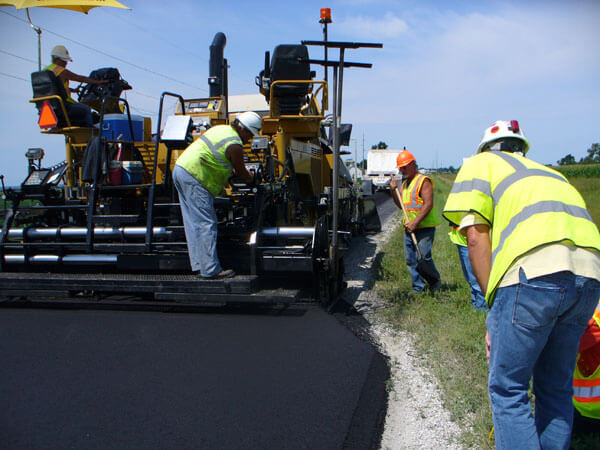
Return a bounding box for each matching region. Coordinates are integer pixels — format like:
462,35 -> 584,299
0,193 -> 395,450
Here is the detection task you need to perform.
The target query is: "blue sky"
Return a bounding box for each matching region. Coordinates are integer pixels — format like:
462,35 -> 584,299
1,0 -> 599,186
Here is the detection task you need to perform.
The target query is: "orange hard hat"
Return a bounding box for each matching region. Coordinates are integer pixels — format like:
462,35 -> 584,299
396,150 -> 415,168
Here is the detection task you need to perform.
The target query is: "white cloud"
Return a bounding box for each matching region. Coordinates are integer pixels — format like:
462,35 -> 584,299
337,12 -> 408,39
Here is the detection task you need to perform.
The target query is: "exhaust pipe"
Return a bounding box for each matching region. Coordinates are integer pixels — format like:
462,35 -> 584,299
208,32 -> 226,97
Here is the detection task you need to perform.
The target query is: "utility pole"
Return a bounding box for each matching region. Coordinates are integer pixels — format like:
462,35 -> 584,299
362,132 -> 365,170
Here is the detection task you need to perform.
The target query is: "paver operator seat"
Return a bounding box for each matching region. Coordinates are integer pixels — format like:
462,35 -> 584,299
30,70 -> 92,129
269,44 -> 313,116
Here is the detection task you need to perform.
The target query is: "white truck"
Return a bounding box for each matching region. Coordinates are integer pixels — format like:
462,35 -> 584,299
366,149 -> 402,192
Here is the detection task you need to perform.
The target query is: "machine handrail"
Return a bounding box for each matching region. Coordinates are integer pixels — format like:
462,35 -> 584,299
145,92 -> 187,251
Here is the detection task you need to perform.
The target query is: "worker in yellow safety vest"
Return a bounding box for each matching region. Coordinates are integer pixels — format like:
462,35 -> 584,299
572,300 -> 600,434
173,112 -> 259,279
43,45 -> 107,127
443,120 -> 600,449
390,149 -> 441,292
448,225 -> 486,311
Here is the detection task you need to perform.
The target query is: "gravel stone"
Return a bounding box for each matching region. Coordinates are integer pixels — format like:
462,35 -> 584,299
344,211 -> 463,449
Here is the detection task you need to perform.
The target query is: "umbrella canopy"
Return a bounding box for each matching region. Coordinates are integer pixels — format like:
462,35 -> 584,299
0,0 -> 129,13
0,0 -> 130,69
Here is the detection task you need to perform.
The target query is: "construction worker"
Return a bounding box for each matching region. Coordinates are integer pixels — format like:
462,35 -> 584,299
172,111 -> 259,279
44,45 -> 107,127
572,299 -> 600,435
449,225 -> 486,311
443,120 -> 600,449
390,149 -> 441,292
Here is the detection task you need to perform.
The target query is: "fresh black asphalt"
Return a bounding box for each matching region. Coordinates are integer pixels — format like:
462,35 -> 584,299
1,304 -> 389,449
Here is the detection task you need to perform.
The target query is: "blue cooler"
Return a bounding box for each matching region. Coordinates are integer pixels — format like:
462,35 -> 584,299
121,161 -> 144,184
101,114 -> 144,142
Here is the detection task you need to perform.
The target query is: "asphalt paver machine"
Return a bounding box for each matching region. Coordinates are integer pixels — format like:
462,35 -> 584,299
0,30 -> 381,308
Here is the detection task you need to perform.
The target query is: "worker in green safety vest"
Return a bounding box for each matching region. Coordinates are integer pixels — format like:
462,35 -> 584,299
173,111 -> 260,279
443,120 -> 600,449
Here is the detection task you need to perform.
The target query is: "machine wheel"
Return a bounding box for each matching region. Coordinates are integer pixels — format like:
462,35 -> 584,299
312,216 -> 345,306
312,216 -> 331,305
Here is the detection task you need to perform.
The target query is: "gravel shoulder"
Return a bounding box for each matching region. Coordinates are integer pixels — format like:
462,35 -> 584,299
343,210 -> 463,449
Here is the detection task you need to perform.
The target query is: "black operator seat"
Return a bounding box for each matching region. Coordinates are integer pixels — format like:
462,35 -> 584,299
30,70 -> 88,128
270,44 -> 312,115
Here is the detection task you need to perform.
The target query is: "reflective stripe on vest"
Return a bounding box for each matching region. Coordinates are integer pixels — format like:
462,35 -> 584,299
442,150 -> 600,305
573,378 -> 600,403
402,173 -> 426,211
175,125 -> 242,197
198,134 -> 234,170
401,173 -> 439,229
44,63 -> 74,103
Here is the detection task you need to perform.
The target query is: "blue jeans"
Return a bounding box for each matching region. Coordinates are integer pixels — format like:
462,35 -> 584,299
66,102 -> 94,127
456,244 -> 487,311
486,268 -> 600,450
404,227 -> 440,291
172,165 -> 222,277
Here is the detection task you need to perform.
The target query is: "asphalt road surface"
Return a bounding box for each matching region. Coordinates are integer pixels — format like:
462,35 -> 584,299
0,194 -> 395,450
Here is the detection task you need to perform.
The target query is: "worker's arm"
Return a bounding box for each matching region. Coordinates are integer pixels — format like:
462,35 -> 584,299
405,179 -> 433,233
464,224 -> 491,296
60,69 -> 108,86
226,143 -> 254,184
464,223 -> 492,363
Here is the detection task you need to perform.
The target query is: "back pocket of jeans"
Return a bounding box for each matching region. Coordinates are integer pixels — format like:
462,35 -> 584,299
512,282 -> 563,329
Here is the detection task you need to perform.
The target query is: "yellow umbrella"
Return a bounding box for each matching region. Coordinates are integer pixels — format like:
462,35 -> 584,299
0,0 -> 130,69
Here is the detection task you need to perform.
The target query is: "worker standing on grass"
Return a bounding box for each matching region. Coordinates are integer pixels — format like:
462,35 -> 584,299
572,299 -> 600,435
443,120 -> 600,449
173,111 -> 260,279
389,149 -> 441,292
44,45 -> 107,127
449,225 -> 487,311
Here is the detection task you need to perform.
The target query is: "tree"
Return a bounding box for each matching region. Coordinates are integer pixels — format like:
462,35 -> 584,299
370,141 -> 388,149
579,143 -> 600,164
557,154 -> 576,166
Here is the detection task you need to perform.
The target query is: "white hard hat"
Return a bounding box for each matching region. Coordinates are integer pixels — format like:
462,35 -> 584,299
477,120 -> 530,154
51,45 -> 72,62
235,111 -> 262,137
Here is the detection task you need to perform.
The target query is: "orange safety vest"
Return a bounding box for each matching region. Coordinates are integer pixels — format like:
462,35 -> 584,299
400,173 -> 439,229
573,303 -> 600,419
44,63 -> 75,104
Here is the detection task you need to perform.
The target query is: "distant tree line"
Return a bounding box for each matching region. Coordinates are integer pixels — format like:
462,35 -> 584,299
557,143 -> 600,166
371,141 -> 388,149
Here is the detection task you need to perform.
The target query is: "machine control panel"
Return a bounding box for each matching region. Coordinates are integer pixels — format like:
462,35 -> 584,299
185,99 -> 221,113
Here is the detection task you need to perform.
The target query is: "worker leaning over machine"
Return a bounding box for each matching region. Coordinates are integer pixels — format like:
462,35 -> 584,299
443,120 -> 600,449
44,45 -> 107,127
172,111 -> 260,279
390,149 -> 441,292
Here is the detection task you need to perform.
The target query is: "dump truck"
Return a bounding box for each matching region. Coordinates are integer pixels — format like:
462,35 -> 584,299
0,30 -> 381,308
366,148 -> 402,192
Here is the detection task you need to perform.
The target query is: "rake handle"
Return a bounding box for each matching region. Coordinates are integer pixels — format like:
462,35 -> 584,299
394,187 -> 424,260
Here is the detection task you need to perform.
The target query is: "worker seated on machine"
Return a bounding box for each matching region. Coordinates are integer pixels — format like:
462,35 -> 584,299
44,45 -> 108,127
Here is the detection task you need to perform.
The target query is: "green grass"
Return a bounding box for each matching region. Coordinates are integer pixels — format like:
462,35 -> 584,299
374,173 -> 600,448
555,163 -> 600,179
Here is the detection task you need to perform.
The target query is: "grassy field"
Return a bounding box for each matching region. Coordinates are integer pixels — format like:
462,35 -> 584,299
375,168 -> 600,448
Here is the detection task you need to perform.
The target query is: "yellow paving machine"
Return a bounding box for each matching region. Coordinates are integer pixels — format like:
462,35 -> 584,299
0,28 -> 381,307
